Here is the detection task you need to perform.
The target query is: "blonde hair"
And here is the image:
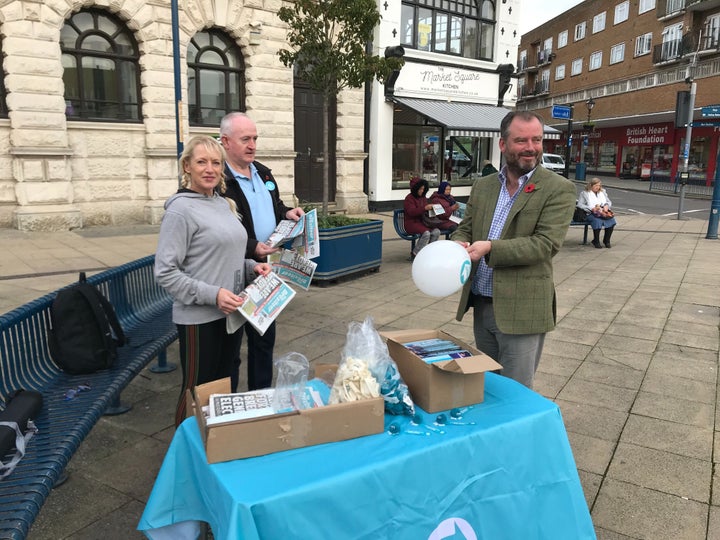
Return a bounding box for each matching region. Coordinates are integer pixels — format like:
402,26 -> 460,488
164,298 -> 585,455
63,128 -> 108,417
179,135 -> 238,214
585,177 -> 602,190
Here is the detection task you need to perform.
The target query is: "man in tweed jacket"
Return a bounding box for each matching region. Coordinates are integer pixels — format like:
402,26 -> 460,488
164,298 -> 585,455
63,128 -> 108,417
452,111 -> 576,388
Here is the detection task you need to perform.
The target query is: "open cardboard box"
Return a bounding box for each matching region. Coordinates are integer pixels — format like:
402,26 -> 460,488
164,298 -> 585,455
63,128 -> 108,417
187,365 -> 385,463
381,329 -> 502,413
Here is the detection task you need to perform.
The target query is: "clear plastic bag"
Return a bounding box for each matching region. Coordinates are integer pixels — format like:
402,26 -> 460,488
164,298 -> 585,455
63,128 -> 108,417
329,316 -> 415,416
272,352 -> 310,412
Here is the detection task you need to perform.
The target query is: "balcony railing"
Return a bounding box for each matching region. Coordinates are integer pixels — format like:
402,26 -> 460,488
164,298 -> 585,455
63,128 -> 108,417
537,48 -> 553,66
518,57 -> 528,71
652,34 -> 695,63
701,21 -> 720,51
534,79 -> 550,95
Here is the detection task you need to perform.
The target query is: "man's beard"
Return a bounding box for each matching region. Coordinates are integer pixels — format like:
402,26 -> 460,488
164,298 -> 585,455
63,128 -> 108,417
506,152 -> 540,177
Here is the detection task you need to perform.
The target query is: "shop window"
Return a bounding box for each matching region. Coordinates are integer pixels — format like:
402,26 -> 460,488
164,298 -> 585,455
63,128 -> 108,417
61,9 -> 141,122
400,0 -> 496,60
187,29 -> 245,127
589,51 -> 602,70
614,2 -> 629,25
0,40 -> 7,118
680,136 -> 710,181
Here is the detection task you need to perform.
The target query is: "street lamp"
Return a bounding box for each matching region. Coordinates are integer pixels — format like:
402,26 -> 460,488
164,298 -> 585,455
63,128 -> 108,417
584,98 -> 595,129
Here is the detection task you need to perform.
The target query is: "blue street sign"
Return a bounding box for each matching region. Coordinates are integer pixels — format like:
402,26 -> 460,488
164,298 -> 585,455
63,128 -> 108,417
701,105 -> 720,118
692,121 -> 720,127
551,105 -> 572,120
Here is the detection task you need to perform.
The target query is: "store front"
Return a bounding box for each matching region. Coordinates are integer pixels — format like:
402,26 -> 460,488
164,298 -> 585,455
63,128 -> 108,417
556,121 -> 717,184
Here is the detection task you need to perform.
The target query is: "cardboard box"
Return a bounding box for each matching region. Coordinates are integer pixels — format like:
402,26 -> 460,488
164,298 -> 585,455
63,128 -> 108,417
381,329 -> 502,413
188,370 -> 385,463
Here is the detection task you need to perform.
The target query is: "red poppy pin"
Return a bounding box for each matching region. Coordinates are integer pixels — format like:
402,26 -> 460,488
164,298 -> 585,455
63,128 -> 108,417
524,183 -> 536,193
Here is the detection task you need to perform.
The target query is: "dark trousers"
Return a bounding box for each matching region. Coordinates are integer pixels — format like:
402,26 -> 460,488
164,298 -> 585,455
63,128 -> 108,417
175,319 -> 243,427
230,321 -> 276,392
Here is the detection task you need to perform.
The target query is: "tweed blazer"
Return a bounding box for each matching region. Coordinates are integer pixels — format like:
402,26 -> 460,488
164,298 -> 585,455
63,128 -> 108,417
452,166 -> 576,334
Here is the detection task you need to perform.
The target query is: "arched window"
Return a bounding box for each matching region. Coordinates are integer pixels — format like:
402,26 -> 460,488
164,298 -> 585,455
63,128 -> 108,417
61,9 -> 141,122
0,39 -> 7,118
400,0 -> 496,60
187,29 -> 245,126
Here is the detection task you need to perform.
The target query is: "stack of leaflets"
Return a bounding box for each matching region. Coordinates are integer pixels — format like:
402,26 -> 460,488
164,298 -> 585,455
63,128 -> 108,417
402,338 -> 473,364
265,209 -> 320,289
205,383 -> 328,426
206,389 -> 276,425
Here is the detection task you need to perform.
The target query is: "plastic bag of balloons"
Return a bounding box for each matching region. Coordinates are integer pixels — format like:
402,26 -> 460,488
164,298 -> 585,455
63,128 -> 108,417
272,352 -> 310,412
329,316 -> 415,416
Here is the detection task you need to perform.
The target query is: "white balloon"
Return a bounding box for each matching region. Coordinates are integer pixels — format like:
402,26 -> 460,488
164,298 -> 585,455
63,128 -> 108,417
412,240 -> 472,297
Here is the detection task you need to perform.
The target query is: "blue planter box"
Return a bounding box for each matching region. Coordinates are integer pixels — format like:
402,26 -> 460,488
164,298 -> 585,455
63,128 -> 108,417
313,220 -> 383,282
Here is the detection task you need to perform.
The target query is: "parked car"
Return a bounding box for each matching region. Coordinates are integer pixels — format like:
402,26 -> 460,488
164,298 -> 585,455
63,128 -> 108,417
541,153 -> 566,175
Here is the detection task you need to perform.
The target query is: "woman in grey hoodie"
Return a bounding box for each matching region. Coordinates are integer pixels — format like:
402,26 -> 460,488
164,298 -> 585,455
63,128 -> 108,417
155,135 -> 271,426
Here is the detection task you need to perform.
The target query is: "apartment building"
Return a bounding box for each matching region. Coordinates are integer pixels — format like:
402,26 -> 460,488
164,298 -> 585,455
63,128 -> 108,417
517,0 -> 720,184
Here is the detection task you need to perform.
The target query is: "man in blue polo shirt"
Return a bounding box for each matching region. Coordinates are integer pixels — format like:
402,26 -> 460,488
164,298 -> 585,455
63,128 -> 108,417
220,112 -> 304,392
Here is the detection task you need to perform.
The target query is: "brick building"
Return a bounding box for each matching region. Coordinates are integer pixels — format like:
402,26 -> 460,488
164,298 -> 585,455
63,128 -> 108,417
517,0 -> 720,184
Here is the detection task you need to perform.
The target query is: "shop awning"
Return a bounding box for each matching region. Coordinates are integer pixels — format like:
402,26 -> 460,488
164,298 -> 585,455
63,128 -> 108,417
391,97 -> 561,139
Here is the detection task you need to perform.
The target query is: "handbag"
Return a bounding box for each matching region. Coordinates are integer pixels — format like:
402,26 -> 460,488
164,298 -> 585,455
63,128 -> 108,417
422,213 -> 445,228
572,207 -> 589,222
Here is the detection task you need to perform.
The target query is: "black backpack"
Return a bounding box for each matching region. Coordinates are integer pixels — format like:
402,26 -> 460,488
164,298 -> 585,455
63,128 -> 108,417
48,272 -> 126,375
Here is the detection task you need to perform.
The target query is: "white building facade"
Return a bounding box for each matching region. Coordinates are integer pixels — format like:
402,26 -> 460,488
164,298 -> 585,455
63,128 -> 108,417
0,0 -> 521,230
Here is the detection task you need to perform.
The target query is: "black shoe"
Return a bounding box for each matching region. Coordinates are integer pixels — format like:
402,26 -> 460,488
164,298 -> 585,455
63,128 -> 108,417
604,242 -> 612,248
591,240 -> 602,249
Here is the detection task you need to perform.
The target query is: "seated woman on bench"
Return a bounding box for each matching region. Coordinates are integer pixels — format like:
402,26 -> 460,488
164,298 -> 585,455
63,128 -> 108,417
404,177 -> 441,256
577,177 -> 617,249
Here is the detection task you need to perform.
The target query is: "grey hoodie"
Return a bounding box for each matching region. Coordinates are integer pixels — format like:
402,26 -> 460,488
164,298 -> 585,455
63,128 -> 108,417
155,190 -> 257,325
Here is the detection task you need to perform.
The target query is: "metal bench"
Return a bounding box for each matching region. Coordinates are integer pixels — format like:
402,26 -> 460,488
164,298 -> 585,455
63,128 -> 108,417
0,255 -> 177,540
570,217 -> 591,245
392,208 -> 453,257
395,208 -> 590,248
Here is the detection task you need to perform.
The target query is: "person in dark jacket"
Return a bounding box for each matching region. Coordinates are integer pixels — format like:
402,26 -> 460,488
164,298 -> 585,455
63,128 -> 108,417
481,160 -> 498,177
429,181 -> 460,232
219,112 -> 305,392
404,177 -> 440,256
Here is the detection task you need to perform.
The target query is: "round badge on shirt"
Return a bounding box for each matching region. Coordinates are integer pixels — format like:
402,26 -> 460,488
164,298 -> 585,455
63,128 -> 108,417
265,181 -> 275,191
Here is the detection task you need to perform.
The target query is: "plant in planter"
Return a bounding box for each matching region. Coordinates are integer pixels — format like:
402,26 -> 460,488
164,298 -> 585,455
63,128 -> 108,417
279,1 -> 403,282
278,0 -> 404,217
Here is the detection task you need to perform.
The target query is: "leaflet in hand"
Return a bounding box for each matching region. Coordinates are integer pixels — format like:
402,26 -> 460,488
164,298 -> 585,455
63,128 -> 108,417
428,204 -> 445,217
237,271 -> 296,336
265,209 -> 320,260
268,249 -> 317,290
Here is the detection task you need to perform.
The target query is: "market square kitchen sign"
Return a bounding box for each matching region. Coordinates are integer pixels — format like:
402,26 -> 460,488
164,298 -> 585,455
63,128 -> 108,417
392,63 -> 499,102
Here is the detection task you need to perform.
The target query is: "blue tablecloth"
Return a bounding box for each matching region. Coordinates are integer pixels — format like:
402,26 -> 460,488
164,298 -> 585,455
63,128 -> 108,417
139,374 -> 595,539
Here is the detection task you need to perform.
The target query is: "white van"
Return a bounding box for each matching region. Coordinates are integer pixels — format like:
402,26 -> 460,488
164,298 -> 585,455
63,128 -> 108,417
541,153 -> 566,175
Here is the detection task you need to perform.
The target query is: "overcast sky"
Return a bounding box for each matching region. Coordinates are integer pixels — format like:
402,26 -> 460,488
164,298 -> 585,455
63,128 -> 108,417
519,0 -> 585,34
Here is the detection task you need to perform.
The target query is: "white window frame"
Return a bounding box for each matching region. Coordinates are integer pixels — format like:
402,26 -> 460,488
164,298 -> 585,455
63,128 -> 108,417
543,37 -> 553,54
575,21 -> 586,41
589,50 -> 603,70
593,12 -> 606,33
558,30 -> 568,48
705,15 -> 720,49
610,42 -> 625,64
519,49 -> 528,69
614,2 -> 629,25
571,58 -> 583,75
555,64 -> 566,80
634,32 -> 652,56
639,0 -> 656,14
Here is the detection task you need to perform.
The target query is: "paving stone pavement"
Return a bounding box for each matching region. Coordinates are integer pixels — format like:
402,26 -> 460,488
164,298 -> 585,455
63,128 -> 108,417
2,180 -> 719,539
